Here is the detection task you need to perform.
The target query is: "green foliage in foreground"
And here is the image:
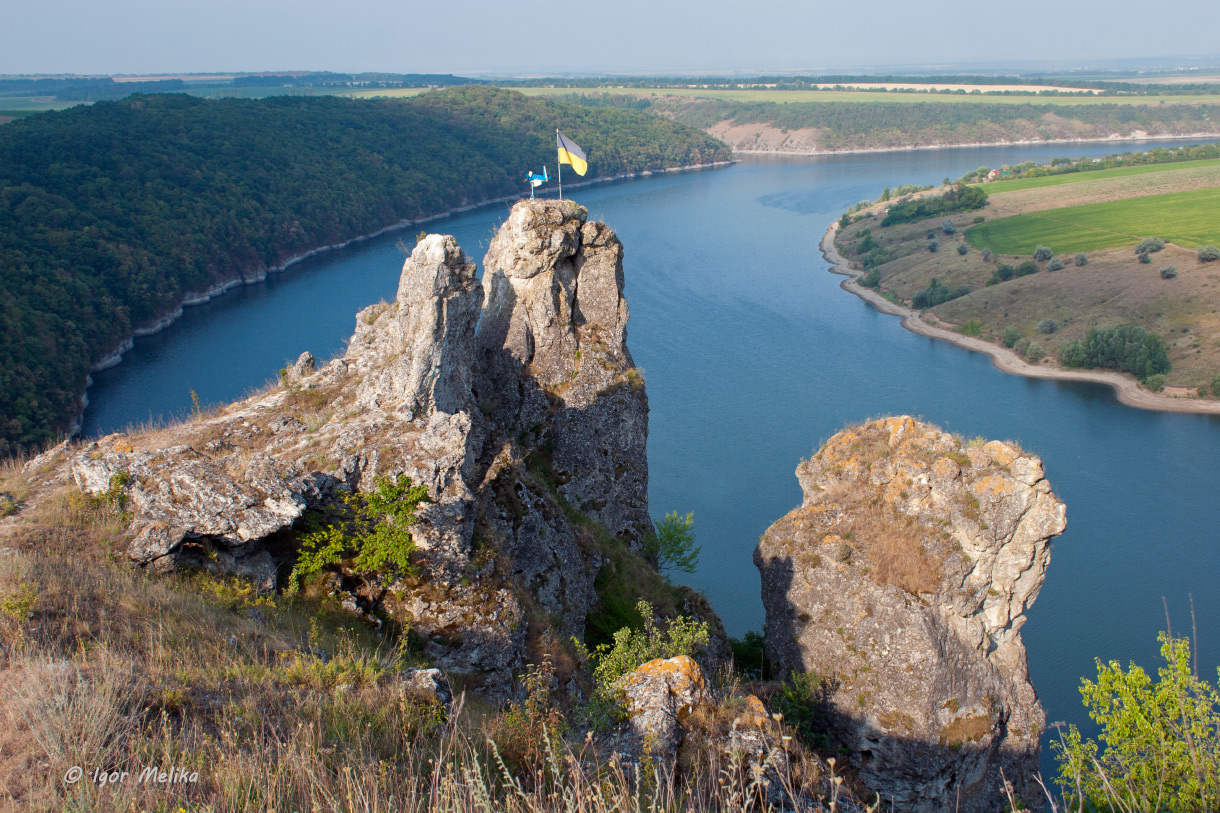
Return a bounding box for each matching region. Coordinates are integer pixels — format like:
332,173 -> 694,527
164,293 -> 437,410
574,600 -> 709,726
965,187 -> 1220,255
0,88 -> 729,455
289,475 -> 431,591
1058,325 -> 1171,380
1054,632 -> 1220,812
880,184 -> 988,226
643,510 -> 701,575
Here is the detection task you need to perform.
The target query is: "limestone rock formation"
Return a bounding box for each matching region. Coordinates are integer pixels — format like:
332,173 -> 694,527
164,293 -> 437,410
755,416 -> 1066,811
61,200 -> 664,695
477,200 -> 650,547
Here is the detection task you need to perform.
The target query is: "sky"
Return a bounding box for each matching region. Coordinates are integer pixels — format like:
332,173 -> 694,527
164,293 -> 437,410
1,0 -> 1218,77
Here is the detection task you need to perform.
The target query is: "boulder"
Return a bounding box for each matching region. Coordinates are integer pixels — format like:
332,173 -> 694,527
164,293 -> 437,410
755,416 -> 1066,811
617,655 -> 708,764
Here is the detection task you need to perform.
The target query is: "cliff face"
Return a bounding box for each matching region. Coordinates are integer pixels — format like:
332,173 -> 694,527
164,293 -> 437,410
755,416 -> 1066,811
66,200 -> 653,693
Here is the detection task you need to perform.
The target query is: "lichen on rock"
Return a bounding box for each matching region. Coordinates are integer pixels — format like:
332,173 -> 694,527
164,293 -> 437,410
755,416 -> 1066,811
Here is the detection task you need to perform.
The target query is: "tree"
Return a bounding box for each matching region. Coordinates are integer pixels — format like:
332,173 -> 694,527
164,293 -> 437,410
957,243 -> 968,256
941,219 -> 956,235
1002,326 -> 1022,347
1053,632 -> 1220,812
645,511 -> 700,575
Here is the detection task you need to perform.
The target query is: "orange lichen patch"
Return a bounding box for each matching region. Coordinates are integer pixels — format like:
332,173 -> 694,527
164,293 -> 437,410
881,415 -> 916,440
981,441 -> 1018,467
735,693 -> 771,729
820,533 -> 845,548
621,655 -> 707,718
970,475 -> 1018,499
931,457 -> 962,482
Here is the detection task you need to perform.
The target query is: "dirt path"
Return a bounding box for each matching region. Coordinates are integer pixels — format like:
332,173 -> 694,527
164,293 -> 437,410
819,223 -> 1220,415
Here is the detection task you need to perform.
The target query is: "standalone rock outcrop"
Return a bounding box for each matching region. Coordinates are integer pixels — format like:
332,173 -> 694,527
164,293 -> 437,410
755,417 -> 1066,811
67,200 -> 666,694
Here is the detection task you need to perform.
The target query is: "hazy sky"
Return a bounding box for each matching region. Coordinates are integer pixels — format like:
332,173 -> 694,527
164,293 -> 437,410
2,0 -> 1218,76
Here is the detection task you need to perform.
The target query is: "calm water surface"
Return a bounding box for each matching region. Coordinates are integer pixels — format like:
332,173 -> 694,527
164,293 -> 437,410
85,141 -> 1220,779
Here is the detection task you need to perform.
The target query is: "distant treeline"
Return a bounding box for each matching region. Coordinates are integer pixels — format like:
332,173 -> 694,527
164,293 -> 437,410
956,142 -> 1220,183
511,74 -> 1220,95
0,88 -> 730,454
228,72 -> 478,89
645,98 -> 1220,151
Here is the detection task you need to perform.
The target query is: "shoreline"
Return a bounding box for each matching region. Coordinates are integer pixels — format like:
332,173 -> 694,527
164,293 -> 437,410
731,131 -> 1220,158
818,222 -> 1220,416
71,159 -> 736,435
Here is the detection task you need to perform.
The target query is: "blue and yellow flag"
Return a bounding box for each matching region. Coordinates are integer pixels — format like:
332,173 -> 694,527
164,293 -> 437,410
556,131 -> 588,176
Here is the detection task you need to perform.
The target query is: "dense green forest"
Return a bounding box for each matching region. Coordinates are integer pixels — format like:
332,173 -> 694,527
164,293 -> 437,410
0,87 -> 730,454
643,98 -> 1220,150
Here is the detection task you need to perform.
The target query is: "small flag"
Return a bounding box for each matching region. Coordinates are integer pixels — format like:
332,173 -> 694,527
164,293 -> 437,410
556,131 -> 588,176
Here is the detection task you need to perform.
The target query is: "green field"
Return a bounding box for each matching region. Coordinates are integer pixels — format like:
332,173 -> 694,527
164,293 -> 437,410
508,86 -> 1220,106
978,157 -> 1220,193
965,187 -> 1220,253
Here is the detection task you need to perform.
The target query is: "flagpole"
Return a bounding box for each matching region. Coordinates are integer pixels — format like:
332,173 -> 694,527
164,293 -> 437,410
556,129 -> 563,199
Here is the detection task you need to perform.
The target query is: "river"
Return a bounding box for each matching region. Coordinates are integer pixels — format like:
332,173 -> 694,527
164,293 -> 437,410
83,139 -> 1220,781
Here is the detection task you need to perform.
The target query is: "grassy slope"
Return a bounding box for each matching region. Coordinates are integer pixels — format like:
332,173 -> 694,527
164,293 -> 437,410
980,157 -> 1220,194
838,164 -> 1220,394
965,187 -> 1220,254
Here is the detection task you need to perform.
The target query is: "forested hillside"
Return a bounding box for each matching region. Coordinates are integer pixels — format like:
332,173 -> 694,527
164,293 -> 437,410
0,87 -> 730,454
647,98 -> 1220,151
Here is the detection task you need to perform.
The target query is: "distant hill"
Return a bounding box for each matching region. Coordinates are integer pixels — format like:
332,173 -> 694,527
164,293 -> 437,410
0,87 -> 730,454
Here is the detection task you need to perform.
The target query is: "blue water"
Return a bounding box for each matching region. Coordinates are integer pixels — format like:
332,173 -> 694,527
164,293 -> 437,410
83,140 -> 1220,782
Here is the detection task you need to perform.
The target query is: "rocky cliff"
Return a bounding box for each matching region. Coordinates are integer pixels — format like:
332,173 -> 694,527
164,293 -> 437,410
64,200 -> 658,693
755,416 -> 1066,811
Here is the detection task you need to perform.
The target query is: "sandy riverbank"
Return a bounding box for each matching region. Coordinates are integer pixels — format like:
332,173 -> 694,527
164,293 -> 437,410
819,223 -> 1220,415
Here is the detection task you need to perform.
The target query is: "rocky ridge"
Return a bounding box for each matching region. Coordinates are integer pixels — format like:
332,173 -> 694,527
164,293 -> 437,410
61,200 -> 659,693
756,416 -> 1066,811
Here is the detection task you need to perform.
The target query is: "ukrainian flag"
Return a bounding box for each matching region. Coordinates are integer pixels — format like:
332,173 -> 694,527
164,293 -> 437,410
556,130 -> 588,176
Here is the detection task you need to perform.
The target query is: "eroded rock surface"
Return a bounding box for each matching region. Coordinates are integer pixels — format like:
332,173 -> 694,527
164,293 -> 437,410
60,201 -> 662,695
617,655 -> 708,763
755,416 -> 1066,812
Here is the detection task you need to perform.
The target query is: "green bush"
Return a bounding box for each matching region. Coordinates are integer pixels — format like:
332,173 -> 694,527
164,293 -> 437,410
1053,632 -> 1220,811
881,185 -> 988,226
1034,245 -> 1054,261
1037,319 -> 1058,334
859,269 -> 881,288
1161,266 -> 1178,279
912,278 -> 969,309
1199,245 -> 1220,263
941,219 -> 956,235
1025,342 -> 1044,360
956,243 -> 968,256
1212,374 -> 1220,396
1058,325 -> 1171,379
574,600 -> 709,725
981,248 -> 993,262
1017,260 -> 1038,277
957,319 -> 982,337
1143,373 -> 1166,391
927,230 -> 936,240
289,475 -> 430,591
1139,251 -> 1152,264
972,215 -> 986,224
773,671 -> 832,748
1047,258 -> 1064,271
728,631 -> 772,680
1136,236 -> 1166,255
1002,326 -> 1022,347
1075,252 -> 1089,266
643,511 -> 700,575
927,240 -> 938,253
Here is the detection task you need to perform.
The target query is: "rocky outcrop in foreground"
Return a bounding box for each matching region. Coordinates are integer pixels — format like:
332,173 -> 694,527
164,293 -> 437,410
756,416 -> 1066,811
67,200 -> 658,693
